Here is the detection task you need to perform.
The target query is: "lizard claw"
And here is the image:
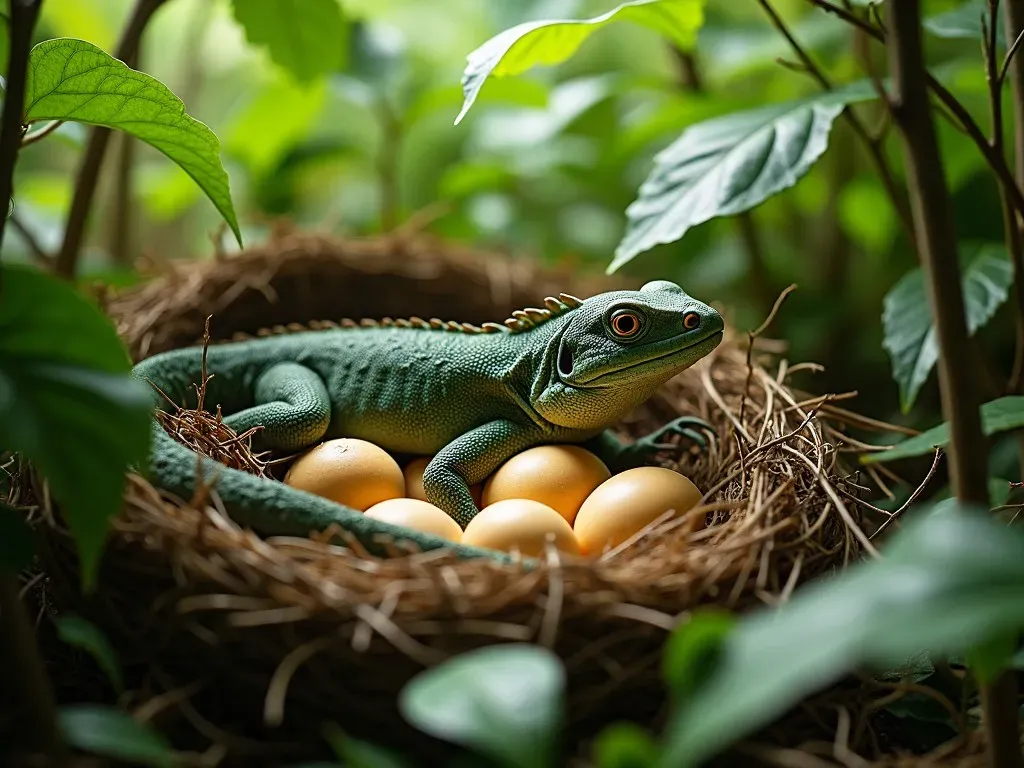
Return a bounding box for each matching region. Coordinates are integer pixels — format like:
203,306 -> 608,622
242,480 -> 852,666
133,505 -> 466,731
630,416 -> 715,457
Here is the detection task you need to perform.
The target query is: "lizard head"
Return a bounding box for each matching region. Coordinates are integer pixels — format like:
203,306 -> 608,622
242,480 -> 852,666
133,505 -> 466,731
533,280 -> 724,429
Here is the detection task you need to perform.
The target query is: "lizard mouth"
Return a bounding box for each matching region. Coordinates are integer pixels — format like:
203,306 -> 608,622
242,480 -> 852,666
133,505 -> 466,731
572,330 -> 723,388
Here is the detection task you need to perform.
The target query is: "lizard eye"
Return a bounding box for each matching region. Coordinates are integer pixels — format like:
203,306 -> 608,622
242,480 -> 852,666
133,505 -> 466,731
558,343 -> 574,377
683,312 -> 701,330
609,309 -> 643,339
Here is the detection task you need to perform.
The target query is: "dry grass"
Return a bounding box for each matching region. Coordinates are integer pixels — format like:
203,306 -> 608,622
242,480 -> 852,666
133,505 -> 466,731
10,229 -> 965,766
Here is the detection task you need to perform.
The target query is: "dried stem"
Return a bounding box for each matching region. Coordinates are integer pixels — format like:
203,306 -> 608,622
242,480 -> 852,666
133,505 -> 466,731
0,0 -> 44,284
55,0 -> 168,279
757,0 -> 916,246
885,5 -> 1021,768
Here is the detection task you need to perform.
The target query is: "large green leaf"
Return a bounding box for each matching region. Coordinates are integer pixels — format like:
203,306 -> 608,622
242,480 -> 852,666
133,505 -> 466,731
399,644 -> 565,768
230,0 -> 348,83
23,38 -> 241,246
863,396 -> 1024,464
455,0 -> 705,125
882,243 -> 1013,413
658,504 -> 1024,768
59,706 -> 174,767
0,265 -> 153,591
610,80 -> 877,272
924,0 -> 1005,47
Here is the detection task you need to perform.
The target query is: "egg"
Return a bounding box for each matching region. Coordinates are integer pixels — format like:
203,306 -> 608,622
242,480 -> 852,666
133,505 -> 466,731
481,445 -> 611,525
284,438 -> 404,511
363,498 -> 463,542
403,456 -> 482,506
573,467 -> 704,555
462,499 -> 581,557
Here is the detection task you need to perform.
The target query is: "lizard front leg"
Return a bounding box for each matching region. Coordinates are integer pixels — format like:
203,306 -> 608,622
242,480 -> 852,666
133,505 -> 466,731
423,419 -> 543,528
585,416 -> 715,474
223,362 -> 331,452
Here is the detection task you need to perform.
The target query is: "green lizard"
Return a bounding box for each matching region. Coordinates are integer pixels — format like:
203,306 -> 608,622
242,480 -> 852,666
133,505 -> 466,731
131,280 -> 724,558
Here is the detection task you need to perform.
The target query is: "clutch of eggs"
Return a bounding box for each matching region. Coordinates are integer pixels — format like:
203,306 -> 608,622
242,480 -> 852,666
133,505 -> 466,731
284,439 -> 704,555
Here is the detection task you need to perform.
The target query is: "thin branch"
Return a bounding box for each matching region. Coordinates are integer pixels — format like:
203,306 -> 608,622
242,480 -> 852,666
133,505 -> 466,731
758,0 -> 916,246
998,26 -> 1024,85
0,0 -> 43,282
54,0 -> 169,279
8,211 -> 53,268
19,119 -> 64,148
886,4 -> 1020,768
869,448 -> 942,540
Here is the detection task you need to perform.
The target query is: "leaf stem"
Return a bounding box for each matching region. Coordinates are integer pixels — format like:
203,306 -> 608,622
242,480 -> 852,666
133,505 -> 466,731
20,119 -> 65,148
884,4 -> 1020,765
0,573 -> 67,761
0,0 -> 44,278
54,0 -> 168,279
757,0 -> 916,248
376,97 -> 402,233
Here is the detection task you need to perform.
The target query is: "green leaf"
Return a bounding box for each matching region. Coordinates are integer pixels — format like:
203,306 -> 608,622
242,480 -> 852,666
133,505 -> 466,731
323,722 -> 411,768
0,264 -> 153,591
0,502 -> 35,573
658,504 -> 1024,768
593,723 -> 661,768
964,631 -> 1018,684
230,0 -> 348,83
24,38 -> 241,246
610,80 -> 877,272
882,243 -> 1012,413
661,609 -> 735,700
399,644 -> 565,768
59,705 -> 174,767
862,396 -> 1024,464
924,1 -> 1005,47
55,614 -> 124,693
455,0 -> 705,125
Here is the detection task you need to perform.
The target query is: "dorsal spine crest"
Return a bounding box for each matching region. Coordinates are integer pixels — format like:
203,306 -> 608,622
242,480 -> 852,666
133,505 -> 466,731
206,292 -> 585,345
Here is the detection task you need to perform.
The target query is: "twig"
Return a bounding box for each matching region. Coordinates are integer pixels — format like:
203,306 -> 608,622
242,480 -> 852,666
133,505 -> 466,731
54,0 -> 168,279
8,211 -> 53,268
868,448 -> 942,540
999,27 -> 1024,85
885,5 -> 1021,766
759,0 -> 915,245
19,119 -> 64,148
0,0 -> 44,287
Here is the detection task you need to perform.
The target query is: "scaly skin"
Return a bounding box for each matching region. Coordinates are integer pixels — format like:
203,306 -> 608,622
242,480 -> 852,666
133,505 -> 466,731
131,280 -> 724,557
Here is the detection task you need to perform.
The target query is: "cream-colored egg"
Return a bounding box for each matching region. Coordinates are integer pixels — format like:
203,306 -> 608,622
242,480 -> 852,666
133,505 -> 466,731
403,456 -> 483,506
363,498 -> 463,542
573,467 -> 704,555
462,499 -> 580,557
481,445 -> 610,525
284,438 -> 404,511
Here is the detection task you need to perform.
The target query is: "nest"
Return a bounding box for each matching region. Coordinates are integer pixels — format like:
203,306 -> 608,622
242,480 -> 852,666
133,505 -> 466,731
13,228 -> 898,765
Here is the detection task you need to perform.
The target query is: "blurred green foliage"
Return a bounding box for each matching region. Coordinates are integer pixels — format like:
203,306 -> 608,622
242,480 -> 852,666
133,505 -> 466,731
3,0 -> 1018,475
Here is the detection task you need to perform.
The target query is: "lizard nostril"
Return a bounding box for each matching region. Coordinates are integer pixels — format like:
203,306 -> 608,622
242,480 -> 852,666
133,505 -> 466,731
683,312 -> 701,330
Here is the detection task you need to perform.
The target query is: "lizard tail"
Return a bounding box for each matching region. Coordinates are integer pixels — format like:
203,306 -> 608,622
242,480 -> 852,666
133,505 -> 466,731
140,419 -> 505,562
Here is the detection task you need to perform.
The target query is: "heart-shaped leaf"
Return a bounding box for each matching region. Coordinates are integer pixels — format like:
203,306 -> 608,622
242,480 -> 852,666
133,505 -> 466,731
399,644 -> 565,768
611,79 -> 877,272
455,0 -> 705,125
0,264 -> 153,591
658,504 -> 1024,768
882,242 -> 1012,413
59,705 -> 174,767
24,38 -> 241,246
230,0 -> 348,83
863,396 -> 1024,464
